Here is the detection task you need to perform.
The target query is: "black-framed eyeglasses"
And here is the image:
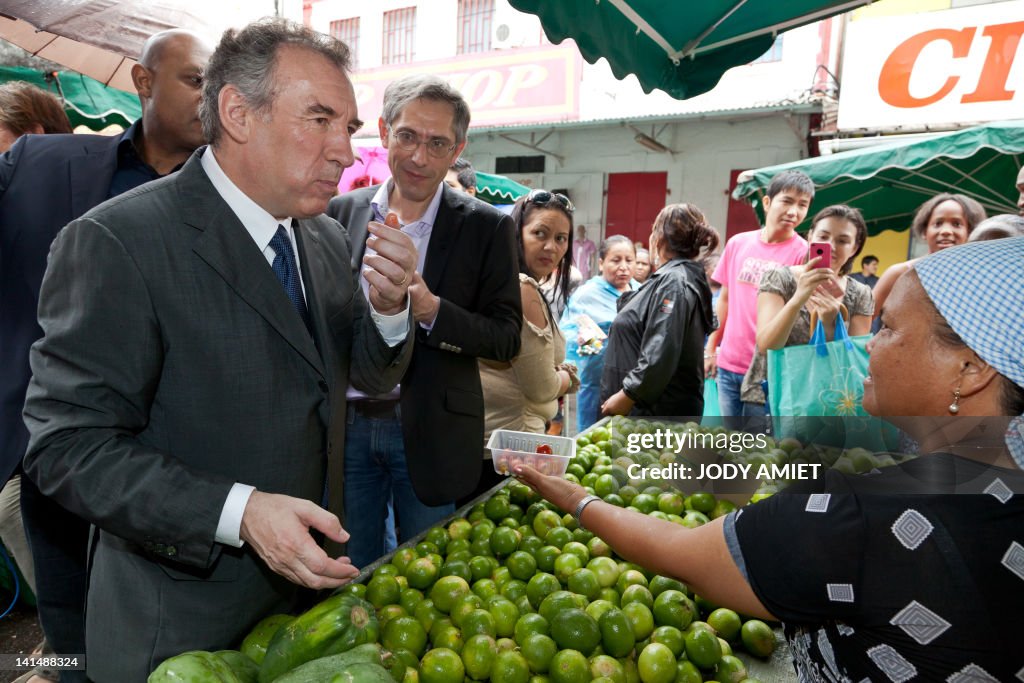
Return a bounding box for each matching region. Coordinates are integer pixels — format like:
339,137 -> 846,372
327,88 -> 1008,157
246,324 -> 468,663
526,189 -> 575,213
389,127 -> 457,159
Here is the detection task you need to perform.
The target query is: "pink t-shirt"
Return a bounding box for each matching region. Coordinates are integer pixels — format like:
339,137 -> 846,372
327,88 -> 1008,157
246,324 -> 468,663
712,229 -> 808,374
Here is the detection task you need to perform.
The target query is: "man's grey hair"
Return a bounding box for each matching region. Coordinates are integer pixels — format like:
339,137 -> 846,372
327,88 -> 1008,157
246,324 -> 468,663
381,74 -> 470,144
199,17 -> 351,147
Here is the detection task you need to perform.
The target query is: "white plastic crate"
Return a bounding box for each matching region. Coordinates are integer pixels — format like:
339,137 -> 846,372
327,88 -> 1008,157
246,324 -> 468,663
487,429 -> 576,477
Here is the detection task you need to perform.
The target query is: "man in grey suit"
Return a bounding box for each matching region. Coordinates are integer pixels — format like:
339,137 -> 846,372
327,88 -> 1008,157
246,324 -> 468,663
22,19 -> 416,681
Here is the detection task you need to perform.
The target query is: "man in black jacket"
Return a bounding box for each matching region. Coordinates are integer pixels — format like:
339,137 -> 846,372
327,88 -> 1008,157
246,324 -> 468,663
327,74 -> 521,567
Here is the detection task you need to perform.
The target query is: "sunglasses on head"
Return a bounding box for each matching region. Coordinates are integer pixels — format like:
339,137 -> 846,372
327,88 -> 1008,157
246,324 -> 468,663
526,189 -> 575,213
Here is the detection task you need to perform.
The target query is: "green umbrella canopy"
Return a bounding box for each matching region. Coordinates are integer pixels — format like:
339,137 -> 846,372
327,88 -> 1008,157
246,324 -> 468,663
0,65 -> 139,131
508,0 -> 871,99
476,171 -> 530,205
732,120 -> 1024,235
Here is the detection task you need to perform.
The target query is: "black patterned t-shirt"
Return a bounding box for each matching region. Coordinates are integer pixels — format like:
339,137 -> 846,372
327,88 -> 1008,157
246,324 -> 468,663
725,453 -> 1024,682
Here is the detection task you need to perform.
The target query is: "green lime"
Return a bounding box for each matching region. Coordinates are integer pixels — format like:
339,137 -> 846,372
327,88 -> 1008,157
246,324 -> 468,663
535,546 -> 562,573
649,626 -> 684,658
414,599 -> 443,633
548,649 -> 591,683
652,590 -> 695,630
706,609 -> 742,642
550,608 -> 601,655
739,619 -> 776,658
636,643 -> 675,683
491,650 -> 531,683
619,584 -> 653,610
684,628 -> 722,669
506,551 -> 539,582
526,573 -> 561,609
614,570 -> 647,595
520,633 -> 559,674
488,596 -> 520,637
491,527 -> 521,558
379,604 -> 408,625
553,553 -> 583,584
589,655 -> 624,683
462,609 -> 498,638
450,594 -> 485,628
621,602 -> 654,641
461,634 -> 498,681
473,578 -> 499,601
514,612 -> 550,645
406,557 -> 441,591
448,519 -> 472,542
674,661 -> 701,683
656,493 -> 684,516
586,558 -> 620,588
432,626 -> 465,654
545,526 -> 574,549
584,599 -> 615,625
400,588 -> 425,614
539,590 -> 586,624
714,654 -> 747,683
597,609 -> 636,658
500,579 -> 528,603
393,547 -> 419,574
532,510 -> 563,538
567,568 -> 601,600
367,574 -> 402,608
384,616 -> 429,657
686,492 -> 716,514
646,576 -> 686,598
429,576 -> 472,614
419,648 -> 465,683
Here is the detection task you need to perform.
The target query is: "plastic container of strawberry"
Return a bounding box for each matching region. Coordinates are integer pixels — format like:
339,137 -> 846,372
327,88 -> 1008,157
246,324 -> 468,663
487,429 -> 576,477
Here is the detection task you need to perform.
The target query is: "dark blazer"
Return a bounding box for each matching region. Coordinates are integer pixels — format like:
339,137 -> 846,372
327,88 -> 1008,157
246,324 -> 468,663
22,149 -> 411,681
328,185 -> 522,505
0,128 -> 130,485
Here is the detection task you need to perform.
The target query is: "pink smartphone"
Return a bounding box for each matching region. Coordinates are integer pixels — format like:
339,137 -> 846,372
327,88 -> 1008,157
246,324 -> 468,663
808,242 -> 832,269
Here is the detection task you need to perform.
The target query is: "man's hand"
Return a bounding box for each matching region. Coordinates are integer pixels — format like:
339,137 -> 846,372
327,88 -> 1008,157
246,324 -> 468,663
363,221 -> 417,315
704,352 -> 718,379
407,271 -> 441,325
239,491 -> 359,590
601,390 -> 634,416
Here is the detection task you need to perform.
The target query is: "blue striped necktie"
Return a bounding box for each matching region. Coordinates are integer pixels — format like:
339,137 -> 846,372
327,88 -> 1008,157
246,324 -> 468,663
270,224 -> 312,333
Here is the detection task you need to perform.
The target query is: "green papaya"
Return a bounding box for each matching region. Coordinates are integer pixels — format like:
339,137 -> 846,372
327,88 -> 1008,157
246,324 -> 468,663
215,650 -> 260,683
272,647 -> 385,683
242,614 -> 295,665
259,596 -> 380,683
148,650 -> 242,682
328,663 -> 395,683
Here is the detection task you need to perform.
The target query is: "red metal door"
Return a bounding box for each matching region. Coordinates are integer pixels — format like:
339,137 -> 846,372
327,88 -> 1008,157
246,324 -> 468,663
726,169 -> 762,240
605,172 -> 668,248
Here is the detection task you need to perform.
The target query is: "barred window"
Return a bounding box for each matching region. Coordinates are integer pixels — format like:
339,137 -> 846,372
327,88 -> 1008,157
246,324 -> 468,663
457,0 -> 495,54
382,6 -> 416,65
329,17 -> 360,68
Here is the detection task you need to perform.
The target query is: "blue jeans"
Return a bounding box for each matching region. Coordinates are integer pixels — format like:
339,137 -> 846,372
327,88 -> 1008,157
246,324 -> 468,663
344,408 -> 454,568
717,367 -> 768,423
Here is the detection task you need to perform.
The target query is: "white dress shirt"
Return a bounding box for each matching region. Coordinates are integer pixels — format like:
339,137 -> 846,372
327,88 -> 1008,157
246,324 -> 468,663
200,149 -> 409,547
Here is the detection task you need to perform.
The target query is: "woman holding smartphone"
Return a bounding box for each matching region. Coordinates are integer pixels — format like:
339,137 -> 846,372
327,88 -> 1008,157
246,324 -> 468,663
740,204 -> 874,409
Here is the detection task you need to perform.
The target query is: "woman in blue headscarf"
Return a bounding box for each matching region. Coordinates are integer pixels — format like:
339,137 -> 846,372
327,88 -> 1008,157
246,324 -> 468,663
518,238 -> 1024,681
560,235 -> 638,432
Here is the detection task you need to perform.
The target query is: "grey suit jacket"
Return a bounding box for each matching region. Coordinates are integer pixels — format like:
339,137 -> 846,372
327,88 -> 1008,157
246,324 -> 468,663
22,149 -> 411,681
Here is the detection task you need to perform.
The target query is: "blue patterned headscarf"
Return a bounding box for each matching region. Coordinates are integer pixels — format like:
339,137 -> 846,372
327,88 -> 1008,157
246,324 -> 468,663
915,237 -> 1024,467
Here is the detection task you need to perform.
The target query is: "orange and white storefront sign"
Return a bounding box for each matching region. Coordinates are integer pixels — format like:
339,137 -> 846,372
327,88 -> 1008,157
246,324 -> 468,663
838,1 -> 1024,131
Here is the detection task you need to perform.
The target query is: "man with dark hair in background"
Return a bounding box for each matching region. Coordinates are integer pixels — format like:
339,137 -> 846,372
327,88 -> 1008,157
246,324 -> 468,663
1,28 -> 212,683
850,254 -> 879,289
446,155 -> 477,195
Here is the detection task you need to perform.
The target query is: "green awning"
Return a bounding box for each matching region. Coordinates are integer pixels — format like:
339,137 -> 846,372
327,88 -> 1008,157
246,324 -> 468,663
476,171 -> 530,205
508,0 -> 871,99
732,120 -> 1024,235
0,65 -> 139,131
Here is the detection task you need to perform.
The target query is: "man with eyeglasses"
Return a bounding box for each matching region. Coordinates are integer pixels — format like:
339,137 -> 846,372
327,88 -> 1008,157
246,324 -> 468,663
328,74 -> 522,566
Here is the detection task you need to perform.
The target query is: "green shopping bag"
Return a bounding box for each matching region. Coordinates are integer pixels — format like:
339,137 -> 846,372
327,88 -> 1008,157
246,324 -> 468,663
767,315 -> 897,450
701,377 -> 719,418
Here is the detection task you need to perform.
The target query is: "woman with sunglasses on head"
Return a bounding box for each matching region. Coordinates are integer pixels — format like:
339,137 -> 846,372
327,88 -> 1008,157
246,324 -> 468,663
599,204 -> 719,418
476,190 -> 579,490
560,234 -> 639,432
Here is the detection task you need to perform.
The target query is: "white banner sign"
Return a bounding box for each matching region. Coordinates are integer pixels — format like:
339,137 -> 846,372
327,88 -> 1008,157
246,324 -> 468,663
838,1 -> 1024,131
